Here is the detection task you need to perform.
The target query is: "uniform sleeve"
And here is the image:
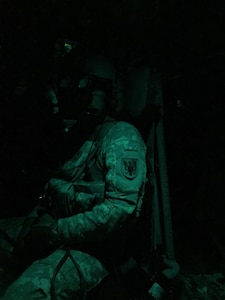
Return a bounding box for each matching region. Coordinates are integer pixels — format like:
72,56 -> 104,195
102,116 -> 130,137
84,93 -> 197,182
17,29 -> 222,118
57,133 -> 147,244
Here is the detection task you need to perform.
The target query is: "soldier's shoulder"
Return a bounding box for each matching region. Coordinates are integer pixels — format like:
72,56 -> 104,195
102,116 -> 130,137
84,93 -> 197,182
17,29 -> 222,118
112,120 -> 141,135
105,120 -> 145,145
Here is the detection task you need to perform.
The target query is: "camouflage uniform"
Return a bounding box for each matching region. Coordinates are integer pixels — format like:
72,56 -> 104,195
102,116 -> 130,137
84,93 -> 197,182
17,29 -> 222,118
0,117 -> 147,299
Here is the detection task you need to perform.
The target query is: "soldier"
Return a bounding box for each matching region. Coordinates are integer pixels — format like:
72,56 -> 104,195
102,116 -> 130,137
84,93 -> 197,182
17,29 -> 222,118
0,54 -> 148,299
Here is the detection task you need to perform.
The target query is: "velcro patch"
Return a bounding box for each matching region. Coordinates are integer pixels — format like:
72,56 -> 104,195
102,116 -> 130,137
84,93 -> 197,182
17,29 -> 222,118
121,158 -> 138,179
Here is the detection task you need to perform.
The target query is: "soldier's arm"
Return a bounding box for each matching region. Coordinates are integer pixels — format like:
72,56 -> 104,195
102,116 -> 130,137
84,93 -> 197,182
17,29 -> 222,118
56,138 -> 146,244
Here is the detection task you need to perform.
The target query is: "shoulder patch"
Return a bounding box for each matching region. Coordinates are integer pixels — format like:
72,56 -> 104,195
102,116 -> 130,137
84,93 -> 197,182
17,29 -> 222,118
121,158 -> 138,180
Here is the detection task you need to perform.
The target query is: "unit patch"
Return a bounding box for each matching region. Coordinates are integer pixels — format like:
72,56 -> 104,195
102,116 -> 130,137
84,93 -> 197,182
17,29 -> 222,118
121,158 -> 138,179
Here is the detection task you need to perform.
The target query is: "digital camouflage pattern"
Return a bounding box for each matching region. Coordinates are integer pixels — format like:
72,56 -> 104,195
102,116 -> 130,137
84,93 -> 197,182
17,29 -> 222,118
56,119 -> 147,243
0,118 -> 147,299
2,249 -> 108,300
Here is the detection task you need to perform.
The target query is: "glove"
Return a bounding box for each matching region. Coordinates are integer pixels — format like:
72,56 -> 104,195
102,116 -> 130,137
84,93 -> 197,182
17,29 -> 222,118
161,255 -> 180,279
147,254 -> 180,299
24,213 -> 61,258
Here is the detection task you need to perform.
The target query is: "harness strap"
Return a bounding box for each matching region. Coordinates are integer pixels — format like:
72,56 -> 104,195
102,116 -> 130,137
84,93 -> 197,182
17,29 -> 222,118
50,248 -> 87,300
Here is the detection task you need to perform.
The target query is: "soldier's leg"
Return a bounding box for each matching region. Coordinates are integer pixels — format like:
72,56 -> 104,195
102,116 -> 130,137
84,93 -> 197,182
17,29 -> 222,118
2,248 -> 109,300
0,206 -> 49,267
0,217 -> 30,294
0,208 -> 41,256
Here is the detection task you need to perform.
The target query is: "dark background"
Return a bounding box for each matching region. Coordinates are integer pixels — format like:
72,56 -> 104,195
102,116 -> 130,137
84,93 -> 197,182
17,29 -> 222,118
1,0 -> 225,274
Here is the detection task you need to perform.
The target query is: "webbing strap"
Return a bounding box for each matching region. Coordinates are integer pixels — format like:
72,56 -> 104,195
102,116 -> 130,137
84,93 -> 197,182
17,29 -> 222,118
50,248 -> 87,300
